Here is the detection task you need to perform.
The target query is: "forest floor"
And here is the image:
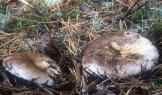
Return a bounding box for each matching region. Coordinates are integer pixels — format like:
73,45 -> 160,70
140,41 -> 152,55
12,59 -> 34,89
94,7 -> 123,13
0,0 -> 162,95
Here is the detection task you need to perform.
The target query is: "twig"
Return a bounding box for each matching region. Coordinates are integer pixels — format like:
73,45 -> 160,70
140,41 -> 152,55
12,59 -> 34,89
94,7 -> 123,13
118,0 -> 150,20
129,0 -> 150,16
125,87 -> 133,95
37,84 -> 56,95
0,37 -> 17,48
124,0 -> 141,17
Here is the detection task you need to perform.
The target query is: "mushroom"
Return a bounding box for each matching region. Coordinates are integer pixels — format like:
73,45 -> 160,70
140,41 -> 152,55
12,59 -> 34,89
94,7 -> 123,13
2,52 -> 61,86
82,31 -> 159,79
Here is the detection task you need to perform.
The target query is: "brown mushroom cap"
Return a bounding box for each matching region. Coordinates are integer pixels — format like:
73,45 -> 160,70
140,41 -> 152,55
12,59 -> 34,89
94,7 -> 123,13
82,32 -> 159,78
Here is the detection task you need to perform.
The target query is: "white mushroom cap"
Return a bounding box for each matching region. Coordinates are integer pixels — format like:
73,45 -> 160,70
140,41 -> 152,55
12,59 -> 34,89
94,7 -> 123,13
82,32 -> 159,78
2,52 -> 61,86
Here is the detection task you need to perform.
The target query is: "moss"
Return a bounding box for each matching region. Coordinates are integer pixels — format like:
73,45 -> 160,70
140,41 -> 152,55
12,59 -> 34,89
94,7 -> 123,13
131,8 -> 145,23
5,14 -> 51,32
152,79 -> 162,89
151,21 -> 162,32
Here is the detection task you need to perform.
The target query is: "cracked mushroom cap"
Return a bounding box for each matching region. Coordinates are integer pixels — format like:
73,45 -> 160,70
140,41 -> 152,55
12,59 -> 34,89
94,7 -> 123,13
2,52 -> 62,86
82,32 -> 159,79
